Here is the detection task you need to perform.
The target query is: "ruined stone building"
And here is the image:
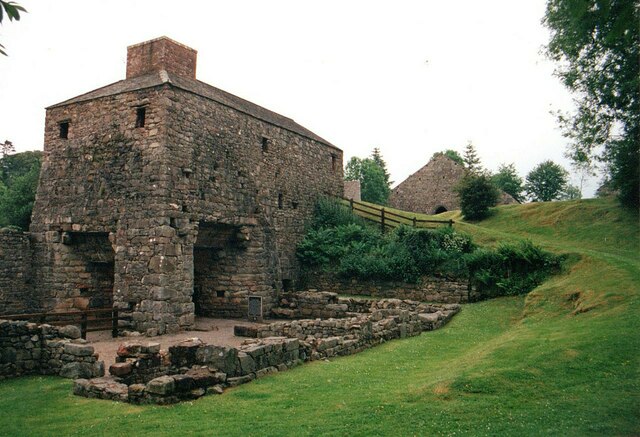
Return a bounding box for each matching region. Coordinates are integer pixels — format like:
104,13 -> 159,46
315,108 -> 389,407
389,153 -> 516,215
2,37 -> 343,335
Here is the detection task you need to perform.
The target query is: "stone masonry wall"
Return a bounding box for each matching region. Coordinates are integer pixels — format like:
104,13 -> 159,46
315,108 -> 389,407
0,319 -> 104,380
0,230 -> 34,315
162,85 -> 343,317
389,154 -> 466,215
303,271 -> 477,303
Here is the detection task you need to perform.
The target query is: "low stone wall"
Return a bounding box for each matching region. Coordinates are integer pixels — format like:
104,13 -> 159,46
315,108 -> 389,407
74,336 -> 303,405
272,291 -> 348,319
73,294 -> 461,405
303,271 -> 477,303
0,230 -> 34,315
0,319 -> 104,380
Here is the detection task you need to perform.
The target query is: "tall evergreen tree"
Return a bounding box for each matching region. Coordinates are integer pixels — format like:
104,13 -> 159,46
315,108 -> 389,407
462,142 -> 482,174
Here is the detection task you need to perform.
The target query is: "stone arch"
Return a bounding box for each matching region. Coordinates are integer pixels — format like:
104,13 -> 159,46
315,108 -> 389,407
433,205 -> 448,214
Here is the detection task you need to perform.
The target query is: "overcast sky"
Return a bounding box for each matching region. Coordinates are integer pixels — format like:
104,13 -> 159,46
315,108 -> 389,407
0,1 -> 597,196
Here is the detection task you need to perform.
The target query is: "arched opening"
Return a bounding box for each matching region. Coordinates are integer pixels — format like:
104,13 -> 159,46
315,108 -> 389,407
434,206 -> 448,214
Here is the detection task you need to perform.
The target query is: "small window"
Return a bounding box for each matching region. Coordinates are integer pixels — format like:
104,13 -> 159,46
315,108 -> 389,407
216,290 -> 225,298
278,193 -> 283,209
135,107 -> 146,128
261,137 -> 269,153
331,154 -> 337,171
59,122 -> 69,139
291,201 -> 299,210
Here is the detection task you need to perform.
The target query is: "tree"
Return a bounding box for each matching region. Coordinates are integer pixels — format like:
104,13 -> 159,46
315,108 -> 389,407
432,149 -> 464,166
344,149 -> 391,205
525,160 -> 568,202
455,173 -> 499,221
370,147 -> 393,187
559,184 -> 582,201
462,142 -> 482,174
0,149 -> 42,230
0,1 -> 27,56
492,163 -> 524,203
544,0 -> 639,208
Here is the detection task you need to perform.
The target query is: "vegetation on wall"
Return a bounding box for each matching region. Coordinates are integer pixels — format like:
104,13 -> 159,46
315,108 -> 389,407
298,198 -> 563,299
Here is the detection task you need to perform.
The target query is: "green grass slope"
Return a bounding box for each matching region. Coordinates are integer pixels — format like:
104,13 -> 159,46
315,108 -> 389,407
1,199 -> 638,436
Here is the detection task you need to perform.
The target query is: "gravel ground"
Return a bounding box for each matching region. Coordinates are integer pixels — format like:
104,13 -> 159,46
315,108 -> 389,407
85,318 -> 267,369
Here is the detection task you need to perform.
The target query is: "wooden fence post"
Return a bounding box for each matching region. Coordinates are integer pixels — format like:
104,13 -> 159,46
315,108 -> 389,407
349,198 -> 354,211
412,217 -> 417,228
448,219 -> 453,228
380,208 -> 385,233
112,309 -> 119,338
80,312 -> 87,340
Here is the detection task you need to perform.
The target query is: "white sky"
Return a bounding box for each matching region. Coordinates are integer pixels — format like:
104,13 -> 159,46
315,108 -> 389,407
0,1 -> 597,196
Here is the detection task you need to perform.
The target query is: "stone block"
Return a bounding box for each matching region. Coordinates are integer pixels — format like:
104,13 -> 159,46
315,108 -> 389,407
146,376 -> 175,395
63,343 -> 95,357
58,325 -> 81,339
109,362 -> 133,377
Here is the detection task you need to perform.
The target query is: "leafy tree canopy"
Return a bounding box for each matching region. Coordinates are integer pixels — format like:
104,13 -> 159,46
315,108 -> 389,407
525,160 -> 568,202
0,1 -> 27,56
492,163 -> 524,203
345,149 -> 392,205
544,0 -> 639,208
0,149 -> 42,230
432,149 -> 464,166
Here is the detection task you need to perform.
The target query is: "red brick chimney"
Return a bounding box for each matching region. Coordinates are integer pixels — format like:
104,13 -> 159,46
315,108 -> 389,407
126,36 -> 197,79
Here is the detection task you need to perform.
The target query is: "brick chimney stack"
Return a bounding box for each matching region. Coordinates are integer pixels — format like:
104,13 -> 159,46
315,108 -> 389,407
126,36 -> 197,79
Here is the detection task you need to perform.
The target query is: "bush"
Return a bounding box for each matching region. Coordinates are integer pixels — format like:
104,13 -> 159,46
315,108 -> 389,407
464,240 -> 564,299
297,200 -> 563,299
455,173 -> 500,221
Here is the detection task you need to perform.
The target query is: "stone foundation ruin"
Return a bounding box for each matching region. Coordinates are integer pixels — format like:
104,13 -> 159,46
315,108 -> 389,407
73,294 -> 460,404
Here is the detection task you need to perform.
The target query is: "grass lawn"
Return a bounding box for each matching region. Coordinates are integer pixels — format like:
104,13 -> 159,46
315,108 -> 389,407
1,198 -> 638,436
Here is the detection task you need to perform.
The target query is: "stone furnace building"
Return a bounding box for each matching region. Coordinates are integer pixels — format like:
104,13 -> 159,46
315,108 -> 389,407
23,37 -> 343,335
389,153 -> 516,215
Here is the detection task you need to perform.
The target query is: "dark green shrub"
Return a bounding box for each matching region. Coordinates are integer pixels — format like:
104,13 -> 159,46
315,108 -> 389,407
310,197 -> 367,229
455,173 -> 500,221
465,240 -> 564,299
297,199 -> 563,299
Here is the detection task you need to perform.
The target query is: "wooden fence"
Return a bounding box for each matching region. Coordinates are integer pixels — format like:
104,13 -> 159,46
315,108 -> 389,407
1,308 -> 129,339
343,198 -> 453,232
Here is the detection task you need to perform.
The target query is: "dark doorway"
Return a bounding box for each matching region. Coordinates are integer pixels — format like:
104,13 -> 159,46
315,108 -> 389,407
192,222 -> 240,317
67,232 -> 114,309
434,206 -> 448,214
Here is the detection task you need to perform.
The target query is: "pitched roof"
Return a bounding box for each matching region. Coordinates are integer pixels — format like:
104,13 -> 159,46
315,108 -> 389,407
48,70 -> 338,149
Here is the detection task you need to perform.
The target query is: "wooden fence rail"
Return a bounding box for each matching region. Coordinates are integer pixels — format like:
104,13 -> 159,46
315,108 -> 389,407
343,198 -> 453,232
1,308 -> 130,339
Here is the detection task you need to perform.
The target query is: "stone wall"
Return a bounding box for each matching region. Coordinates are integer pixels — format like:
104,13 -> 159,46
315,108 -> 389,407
0,319 -> 104,380
389,154 -> 466,215
344,180 -> 361,201
0,230 -> 33,315
271,291 -> 348,319
302,271 -> 477,303
73,295 -> 461,405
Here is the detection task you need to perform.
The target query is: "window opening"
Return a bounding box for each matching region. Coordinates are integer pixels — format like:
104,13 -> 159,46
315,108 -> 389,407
59,122 -> 69,139
278,193 -> 283,209
261,137 -> 269,153
135,107 -> 146,128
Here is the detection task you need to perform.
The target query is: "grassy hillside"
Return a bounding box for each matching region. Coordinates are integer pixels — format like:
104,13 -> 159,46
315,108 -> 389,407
1,198 -> 638,436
